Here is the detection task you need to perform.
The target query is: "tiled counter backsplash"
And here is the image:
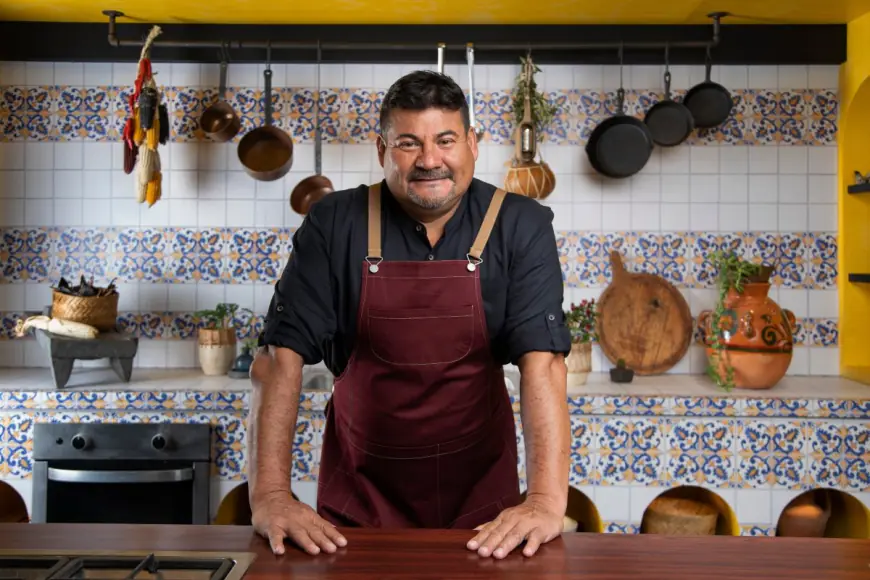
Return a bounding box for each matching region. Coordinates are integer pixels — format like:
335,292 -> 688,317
0,61 -> 840,374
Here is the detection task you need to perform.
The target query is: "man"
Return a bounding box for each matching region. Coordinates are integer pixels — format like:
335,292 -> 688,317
248,69 -> 571,560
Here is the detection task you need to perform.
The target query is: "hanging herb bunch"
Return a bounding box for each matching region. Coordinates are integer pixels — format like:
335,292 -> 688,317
510,54 -> 558,143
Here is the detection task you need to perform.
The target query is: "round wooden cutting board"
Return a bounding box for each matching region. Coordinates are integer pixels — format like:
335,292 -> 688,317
596,250 -> 693,375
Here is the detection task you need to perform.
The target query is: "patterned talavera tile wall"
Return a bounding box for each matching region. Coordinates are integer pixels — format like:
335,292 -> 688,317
0,61 -> 840,376
1,389 -> 868,534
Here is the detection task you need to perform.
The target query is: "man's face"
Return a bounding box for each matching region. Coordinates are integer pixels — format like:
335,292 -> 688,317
377,108 -> 478,213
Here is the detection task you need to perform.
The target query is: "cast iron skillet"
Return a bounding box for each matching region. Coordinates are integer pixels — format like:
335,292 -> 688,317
644,69 -> 694,147
682,48 -> 733,129
586,87 -> 654,179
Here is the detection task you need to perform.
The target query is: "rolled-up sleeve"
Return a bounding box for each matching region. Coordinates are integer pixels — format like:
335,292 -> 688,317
261,209 -> 335,365
502,205 -> 571,364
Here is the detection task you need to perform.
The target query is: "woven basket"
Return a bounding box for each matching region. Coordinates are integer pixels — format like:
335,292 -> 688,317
198,327 -> 237,346
51,290 -> 119,332
644,497 -> 718,536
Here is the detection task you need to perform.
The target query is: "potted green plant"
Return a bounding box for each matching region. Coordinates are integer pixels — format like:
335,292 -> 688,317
564,299 -> 597,386
698,251 -> 795,390
610,358 -> 634,383
193,302 -> 251,376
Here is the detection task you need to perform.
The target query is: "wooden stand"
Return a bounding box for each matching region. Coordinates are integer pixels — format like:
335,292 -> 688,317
33,328 -> 139,389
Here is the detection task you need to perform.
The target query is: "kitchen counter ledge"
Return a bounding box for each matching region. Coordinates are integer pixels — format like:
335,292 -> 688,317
0,523 -> 867,579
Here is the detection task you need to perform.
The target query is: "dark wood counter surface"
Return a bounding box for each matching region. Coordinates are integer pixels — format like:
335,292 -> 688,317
1,524 -> 868,579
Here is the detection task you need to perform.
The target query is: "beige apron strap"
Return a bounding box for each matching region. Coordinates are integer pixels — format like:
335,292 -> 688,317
367,183 -> 382,260
468,188 -> 507,264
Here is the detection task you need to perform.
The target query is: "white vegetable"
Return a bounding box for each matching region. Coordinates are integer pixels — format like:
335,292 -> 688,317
47,318 -> 99,339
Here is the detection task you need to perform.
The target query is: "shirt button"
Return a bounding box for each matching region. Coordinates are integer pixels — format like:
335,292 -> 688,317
277,305 -> 284,312
548,314 -> 555,321
427,254 -> 434,261
416,225 -> 423,232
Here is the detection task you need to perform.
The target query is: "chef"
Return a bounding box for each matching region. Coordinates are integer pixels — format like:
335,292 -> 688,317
247,69 -> 571,560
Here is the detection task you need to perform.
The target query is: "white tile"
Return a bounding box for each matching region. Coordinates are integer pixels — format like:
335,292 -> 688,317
749,175 -> 778,203
167,340 -> 196,368
226,171 -> 256,200
196,284 -> 226,310
630,487 -> 667,522
661,174 -> 690,202
629,65 -> 663,90
0,342 -> 24,367
0,199 -> 24,226
601,179 -> 631,201
0,284 -> 26,310
170,63 -> 201,86
83,142 -> 113,170
113,283 -> 138,311
638,149 -> 661,175
0,61 -> 26,86
787,347 -> 810,376
544,145 -> 579,175
54,171 -> 83,199
690,146 -> 718,174
748,204 -> 777,231
718,66 -> 748,90
344,64 -> 374,88
631,202 -> 660,230
807,65 -> 839,89
136,340 -> 168,368
139,285 -> 168,310
169,171 -> 198,199
778,205 -> 807,231
168,199 -> 198,227
573,65 -> 603,89
54,199 -> 83,226
140,203 -> 169,229
594,487 -> 630,521
320,64 -> 345,88
113,63 -> 138,85
748,66 -> 778,89
227,64 -> 259,88
225,285 -> 255,311
168,284 -> 197,311
809,290 -> 838,318
719,174 -> 748,203
24,340 -> 48,367
197,143 -> 228,172
226,200 -> 255,228
24,283 -> 51,311
808,204 -> 837,231
779,289 -> 809,318
690,203 -> 718,231
736,489 -> 773,525
808,147 -> 837,174
255,179 -> 284,200
111,171 -> 134,198
0,171 -> 24,198
24,171 -> 51,199
321,143 -> 343,173
548,202 -> 573,230
808,174 -> 837,204
573,174 -> 603,201
660,202 -> 689,230
630,174 -> 660,202
25,62 -> 54,85
809,348 -> 839,376
0,143 -> 25,170
82,198 -> 112,225
25,142 -> 54,170
111,198 -> 140,226
198,171 -> 227,199
719,146 -> 748,174
53,142 -> 83,170
778,147 -> 808,174
602,204 -> 631,230
110,142 -> 126,171
748,148 -> 778,174
54,62 -> 83,86
338,172 -> 369,191
690,175 -> 718,203
24,199 -> 52,225
83,171 -> 111,198
660,147 -> 690,174
573,203 -> 602,230
84,63 -> 113,86
342,144 -> 372,172
718,204 -> 748,231
198,200 -> 227,227
255,200 -> 284,227
777,66 -> 808,89
169,143 -> 200,171
372,64 -> 404,90
777,174 -> 807,203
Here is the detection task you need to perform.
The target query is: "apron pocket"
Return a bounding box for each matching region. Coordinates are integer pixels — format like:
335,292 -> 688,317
367,305 -> 475,366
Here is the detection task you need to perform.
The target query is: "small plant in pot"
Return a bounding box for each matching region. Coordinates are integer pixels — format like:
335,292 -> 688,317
193,302 -> 251,376
564,299 -> 597,387
610,358 -> 634,383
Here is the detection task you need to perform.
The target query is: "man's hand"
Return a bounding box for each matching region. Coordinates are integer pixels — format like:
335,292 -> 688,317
466,494 -> 563,559
251,491 -> 347,556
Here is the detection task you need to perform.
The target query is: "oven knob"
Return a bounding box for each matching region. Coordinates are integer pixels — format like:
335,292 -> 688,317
71,434 -> 90,450
151,434 -> 168,451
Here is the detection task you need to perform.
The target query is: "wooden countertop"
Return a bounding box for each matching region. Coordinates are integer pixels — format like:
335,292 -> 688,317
1,524 -> 868,579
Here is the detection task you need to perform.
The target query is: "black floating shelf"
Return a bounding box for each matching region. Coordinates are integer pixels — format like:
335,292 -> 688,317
849,274 -> 870,283
848,183 -> 870,194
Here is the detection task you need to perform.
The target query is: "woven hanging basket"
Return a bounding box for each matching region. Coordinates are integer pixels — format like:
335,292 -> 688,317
51,290 -> 118,332
504,159 -> 556,199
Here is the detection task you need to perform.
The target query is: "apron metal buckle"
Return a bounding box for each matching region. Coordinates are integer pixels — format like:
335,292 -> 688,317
366,256 -> 383,273
466,254 -> 482,272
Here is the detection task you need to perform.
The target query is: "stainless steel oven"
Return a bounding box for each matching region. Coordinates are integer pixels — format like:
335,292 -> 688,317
31,423 -> 212,525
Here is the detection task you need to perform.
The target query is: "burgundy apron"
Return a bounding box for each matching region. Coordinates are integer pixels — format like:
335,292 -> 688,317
316,183 -> 521,529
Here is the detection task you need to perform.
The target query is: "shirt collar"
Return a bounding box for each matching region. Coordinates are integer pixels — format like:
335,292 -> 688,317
381,178 -> 476,237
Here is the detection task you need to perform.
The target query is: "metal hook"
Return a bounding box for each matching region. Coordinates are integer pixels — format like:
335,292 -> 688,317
266,40 -> 272,70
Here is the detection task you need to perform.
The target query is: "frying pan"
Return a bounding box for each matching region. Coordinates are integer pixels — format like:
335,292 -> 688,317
238,45 -> 294,182
291,42 -> 334,215
586,86 -> 653,179
200,42 -> 240,143
644,49 -> 694,147
682,47 -> 733,129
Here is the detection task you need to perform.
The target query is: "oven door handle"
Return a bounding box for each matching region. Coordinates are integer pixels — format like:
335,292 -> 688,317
47,467 -> 194,484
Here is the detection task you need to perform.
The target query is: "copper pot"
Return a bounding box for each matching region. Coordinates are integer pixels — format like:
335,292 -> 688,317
238,63 -> 293,182
200,46 -> 240,143
290,43 -> 333,215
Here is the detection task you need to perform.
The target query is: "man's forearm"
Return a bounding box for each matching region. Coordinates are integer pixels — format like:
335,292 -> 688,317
248,346 -> 304,504
518,352 -> 570,513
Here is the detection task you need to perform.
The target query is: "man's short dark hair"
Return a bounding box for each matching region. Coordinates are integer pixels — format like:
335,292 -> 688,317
379,70 -> 470,136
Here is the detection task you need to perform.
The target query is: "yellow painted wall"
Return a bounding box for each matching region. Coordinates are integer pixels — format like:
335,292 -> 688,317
837,12 -> 870,383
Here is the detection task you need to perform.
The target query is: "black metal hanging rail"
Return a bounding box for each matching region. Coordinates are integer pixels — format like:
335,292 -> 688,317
102,9 -> 726,54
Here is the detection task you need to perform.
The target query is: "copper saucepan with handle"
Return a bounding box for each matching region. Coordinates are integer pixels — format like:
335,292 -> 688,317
238,42 -> 294,182
200,42 -> 240,143
291,41 -> 334,215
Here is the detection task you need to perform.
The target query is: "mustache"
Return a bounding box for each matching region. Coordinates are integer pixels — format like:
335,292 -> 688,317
408,170 -> 453,181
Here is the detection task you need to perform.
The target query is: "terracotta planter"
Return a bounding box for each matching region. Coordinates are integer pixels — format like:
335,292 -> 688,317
698,283 -> 796,389
566,341 -> 592,386
198,327 -> 237,376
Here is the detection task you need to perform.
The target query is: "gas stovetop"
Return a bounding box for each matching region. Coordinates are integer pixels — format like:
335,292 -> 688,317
0,550 -> 256,580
